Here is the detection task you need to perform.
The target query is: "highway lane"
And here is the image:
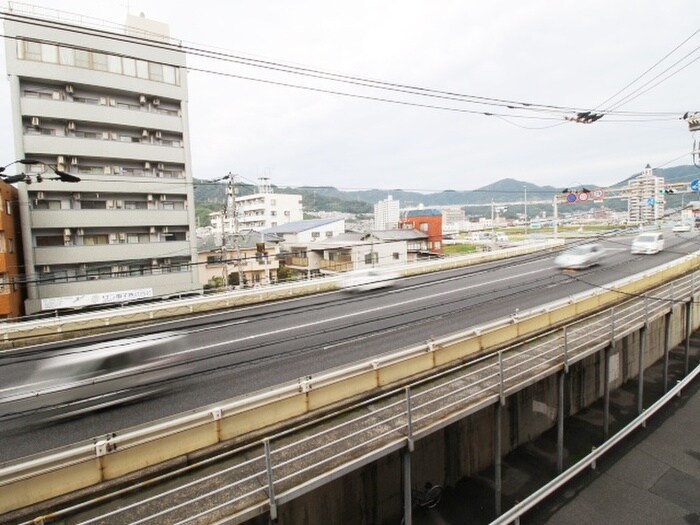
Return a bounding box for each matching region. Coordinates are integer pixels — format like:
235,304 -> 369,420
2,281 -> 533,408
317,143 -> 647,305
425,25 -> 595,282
1,232 -> 699,462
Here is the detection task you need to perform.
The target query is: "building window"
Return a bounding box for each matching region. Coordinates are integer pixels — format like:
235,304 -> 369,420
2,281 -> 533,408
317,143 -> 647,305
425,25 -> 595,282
5,201 -> 11,215
311,232 -> 320,239
284,211 -> 290,217
393,252 -> 400,260
325,231 -> 333,237
24,41 -> 41,61
419,222 -> 429,232
364,252 -> 379,265
7,239 -> 14,253
58,46 -> 75,65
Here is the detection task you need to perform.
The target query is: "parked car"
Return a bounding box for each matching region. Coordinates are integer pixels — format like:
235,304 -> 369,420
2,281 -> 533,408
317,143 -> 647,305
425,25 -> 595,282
554,243 -> 605,270
339,268 -> 399,292
631,232 -> 664,254
672,222 -> 691,232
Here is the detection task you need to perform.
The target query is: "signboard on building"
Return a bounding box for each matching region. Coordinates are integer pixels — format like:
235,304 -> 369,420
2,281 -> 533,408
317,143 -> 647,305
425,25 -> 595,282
41,288 -> 154,310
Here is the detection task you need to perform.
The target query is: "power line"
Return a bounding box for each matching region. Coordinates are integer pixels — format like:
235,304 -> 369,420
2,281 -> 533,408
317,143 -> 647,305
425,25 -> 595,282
0,10 -> 688,123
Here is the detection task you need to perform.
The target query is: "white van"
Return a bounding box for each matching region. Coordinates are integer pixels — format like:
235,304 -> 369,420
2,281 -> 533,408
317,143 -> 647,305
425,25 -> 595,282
631,232 -> 664,254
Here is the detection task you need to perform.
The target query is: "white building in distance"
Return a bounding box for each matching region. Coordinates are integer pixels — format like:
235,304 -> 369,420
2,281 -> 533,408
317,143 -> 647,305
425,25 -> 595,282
209,178 -> 303,235
3,9 -> 200,314
627,164 -> 665,224
374,195 -> 400,230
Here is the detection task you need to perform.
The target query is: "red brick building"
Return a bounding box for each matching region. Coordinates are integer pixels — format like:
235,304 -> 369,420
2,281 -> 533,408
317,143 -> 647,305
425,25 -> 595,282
399,209 -> 443,254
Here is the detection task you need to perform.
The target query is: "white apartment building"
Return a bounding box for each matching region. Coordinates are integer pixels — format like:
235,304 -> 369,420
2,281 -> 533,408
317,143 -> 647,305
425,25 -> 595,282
627,164 -> 665,225
3,9 -> 200,313
374,195 -> 400,230
209,178 -> 303,234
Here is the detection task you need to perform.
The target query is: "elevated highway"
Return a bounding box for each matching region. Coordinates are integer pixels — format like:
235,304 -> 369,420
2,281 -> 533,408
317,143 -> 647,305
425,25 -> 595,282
1,233 -> 699,523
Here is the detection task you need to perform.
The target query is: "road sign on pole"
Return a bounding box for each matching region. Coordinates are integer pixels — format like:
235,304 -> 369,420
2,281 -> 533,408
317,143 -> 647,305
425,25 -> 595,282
689,179 -> 700,192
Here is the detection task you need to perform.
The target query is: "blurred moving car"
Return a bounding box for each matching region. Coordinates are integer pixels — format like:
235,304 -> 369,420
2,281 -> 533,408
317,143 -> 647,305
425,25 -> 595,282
672,222 -> 691,232
554,243 -> 605,270
339,268 -> 399,292
631,232 -> 664,254
0,332 -> 189,422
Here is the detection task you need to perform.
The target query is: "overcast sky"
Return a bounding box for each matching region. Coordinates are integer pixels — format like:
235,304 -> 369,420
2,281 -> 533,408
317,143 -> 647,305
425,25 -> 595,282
1,0 -> 698,192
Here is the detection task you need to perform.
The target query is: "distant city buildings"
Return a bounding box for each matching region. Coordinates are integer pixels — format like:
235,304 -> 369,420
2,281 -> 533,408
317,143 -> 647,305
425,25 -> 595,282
627,164 -> 665,224
373,195 -> 400,230
209,178 -> 303,237
4,11 -> 200,314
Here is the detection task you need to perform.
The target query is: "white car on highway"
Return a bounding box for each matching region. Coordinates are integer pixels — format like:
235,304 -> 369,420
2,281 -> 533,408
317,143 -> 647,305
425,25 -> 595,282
339,268 -> 399,292
554,243 -> 605,270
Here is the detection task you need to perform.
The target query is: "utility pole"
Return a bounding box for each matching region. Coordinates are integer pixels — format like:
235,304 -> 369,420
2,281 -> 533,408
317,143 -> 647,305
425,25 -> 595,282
524,185 -> 528,240
221,173 -> 243,289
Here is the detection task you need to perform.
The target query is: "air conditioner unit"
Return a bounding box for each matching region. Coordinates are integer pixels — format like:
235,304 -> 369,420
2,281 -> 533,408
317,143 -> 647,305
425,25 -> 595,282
99,97 -> 107,105
109,98 -> 116,106
63,228 -> 71,236
139,94 -> 147,105
109,233 -> 117,243
157,163 -> 165,170
37,191 -> 45,200
112,166 -> 121,174
31,117 -> 40,127
66,84 -> 74,94
149,226 -> 156,234
144,161 -> 151,169
142,129 -> 149,138
72,192 -> 81,200
71,157 -> 78,165
42,265 -> 51,273
110,132 -> 118,140
102,131 -> 109,140
76,228 -> 84,236
103,166 -> 111,174
155,131 -> 162,139
152,98 -> 160,106
79,263 -> 87,270
164,258 -> 171,265
162,226 -> 169,233
67,121 -> 76,130
116,200 -> 124,208
118,232 -> 126,241
147,194 -> 153,201
57,155 -> 65,164
160,194 -> 167,201
52,91 -> 61,100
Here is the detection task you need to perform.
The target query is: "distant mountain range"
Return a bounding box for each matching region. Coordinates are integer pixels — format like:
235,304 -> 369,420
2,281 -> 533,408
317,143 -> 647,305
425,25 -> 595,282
194,164 -> 700,218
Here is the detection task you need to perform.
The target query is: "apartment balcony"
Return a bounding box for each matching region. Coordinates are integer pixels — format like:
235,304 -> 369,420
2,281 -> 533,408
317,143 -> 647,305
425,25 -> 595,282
21,97 -> 183,132
284,256 -> 309,269
34,240 -> 192,266
30,209 -> 189,229
319,259 -> 353,272
23,135 -> 185,164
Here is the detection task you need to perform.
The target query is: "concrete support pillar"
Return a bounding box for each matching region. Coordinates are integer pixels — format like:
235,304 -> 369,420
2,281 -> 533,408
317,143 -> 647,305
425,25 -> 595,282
557,370 -> 565,473
603,344 -> 612,440
494,403 -> 502,517
663,311 -> 672,393
402,449 -> 412,525
638,325 -> 647,415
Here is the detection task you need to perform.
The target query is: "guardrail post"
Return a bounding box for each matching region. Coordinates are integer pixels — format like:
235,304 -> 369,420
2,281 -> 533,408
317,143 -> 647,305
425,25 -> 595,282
663,311 -> 672,393
562,326 -> 569,373
685,297 -> 692,376
498,351 -> 505,405
610,307 -> 615,345
495,402 -> 503,517
405,387 -> 414,452
264,439 -> 277,521
603,344 -> 612,440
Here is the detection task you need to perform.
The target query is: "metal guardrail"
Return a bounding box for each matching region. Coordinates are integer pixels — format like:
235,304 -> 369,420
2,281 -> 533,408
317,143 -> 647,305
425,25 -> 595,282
490,361 -> 700,525
12,261 -> 700,524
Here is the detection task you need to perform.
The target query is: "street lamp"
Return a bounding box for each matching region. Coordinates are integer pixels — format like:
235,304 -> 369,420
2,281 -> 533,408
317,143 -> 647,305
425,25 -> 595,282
0,158 -> 81,184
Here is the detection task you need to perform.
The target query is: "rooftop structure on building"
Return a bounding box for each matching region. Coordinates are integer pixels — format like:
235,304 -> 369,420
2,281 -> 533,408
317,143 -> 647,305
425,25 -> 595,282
3,8 -> 200,313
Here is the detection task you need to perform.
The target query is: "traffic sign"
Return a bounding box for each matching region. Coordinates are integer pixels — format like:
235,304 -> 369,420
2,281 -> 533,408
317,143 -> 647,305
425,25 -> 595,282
578,192 -> 590,202
566,193 -> 577,203
690,179 -> 700,192
592,189 -> 605,200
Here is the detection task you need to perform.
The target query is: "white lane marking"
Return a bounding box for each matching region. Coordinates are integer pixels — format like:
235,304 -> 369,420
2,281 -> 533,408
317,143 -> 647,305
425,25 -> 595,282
175,265 -> 554,354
